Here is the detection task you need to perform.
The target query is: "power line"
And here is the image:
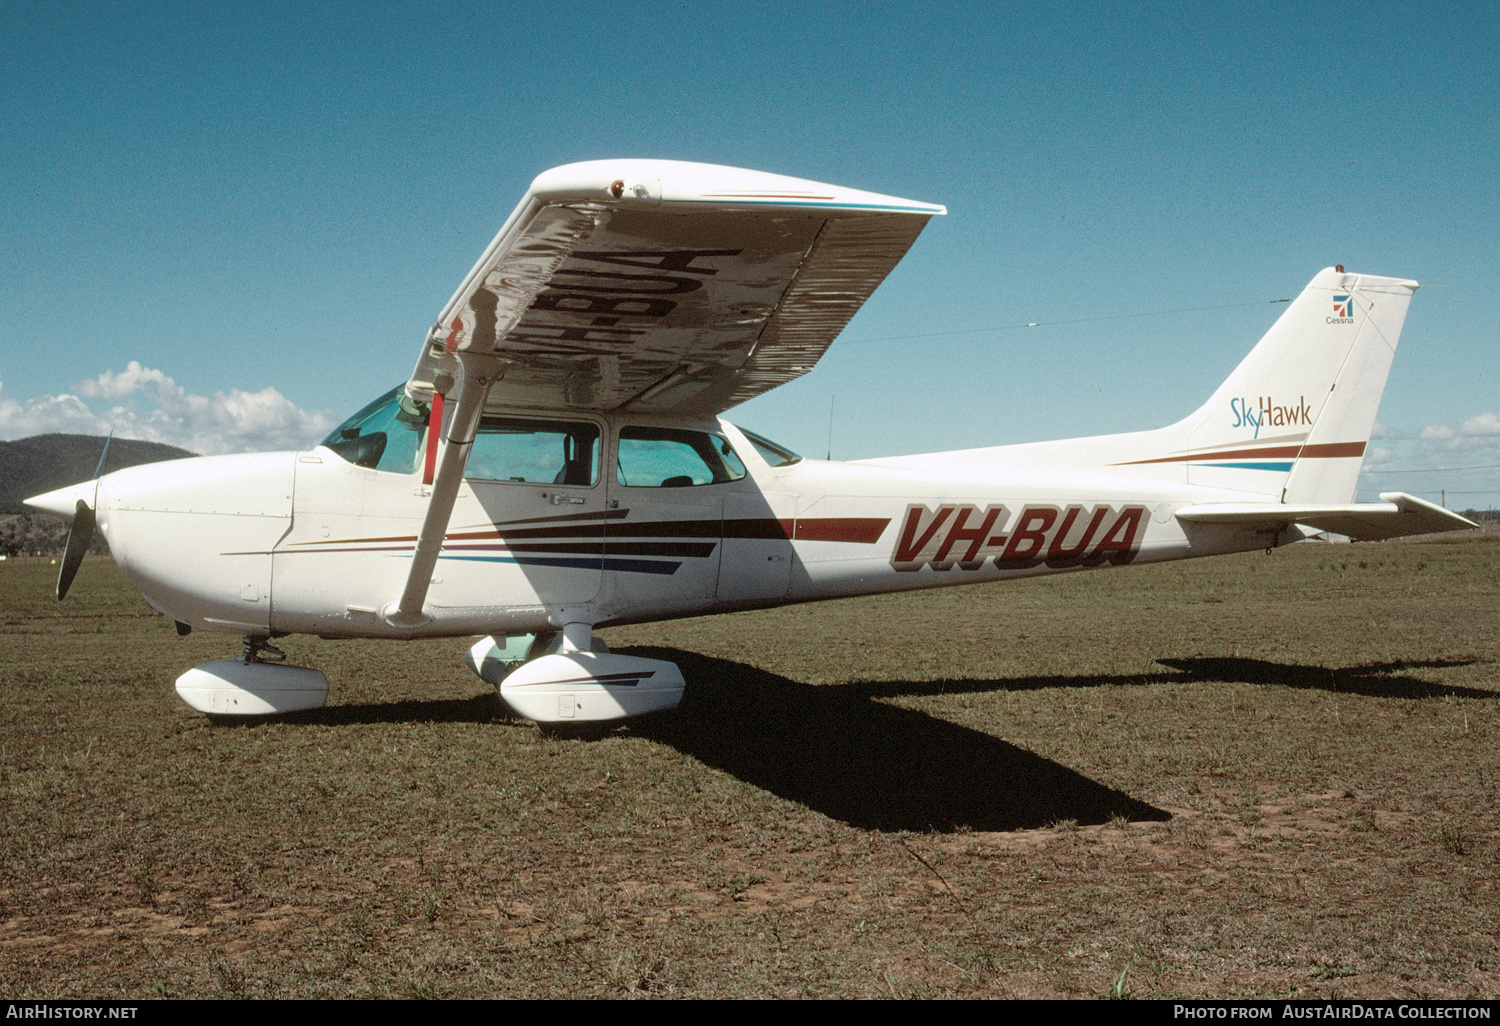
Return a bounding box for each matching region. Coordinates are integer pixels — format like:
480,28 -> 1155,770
835,297 -> 1292,347
1362,462 -> 1500,475
1366,489 -> 1500,497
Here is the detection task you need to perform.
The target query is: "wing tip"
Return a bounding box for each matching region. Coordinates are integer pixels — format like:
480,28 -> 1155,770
530,159 -> 944,215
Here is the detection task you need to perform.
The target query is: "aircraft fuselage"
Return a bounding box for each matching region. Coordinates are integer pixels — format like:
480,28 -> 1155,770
93,411 -> 1285,642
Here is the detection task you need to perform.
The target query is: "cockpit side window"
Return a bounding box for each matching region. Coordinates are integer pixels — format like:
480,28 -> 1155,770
616,427 -> 747,487
322,386 -> 427,473
467,418 -> 601,486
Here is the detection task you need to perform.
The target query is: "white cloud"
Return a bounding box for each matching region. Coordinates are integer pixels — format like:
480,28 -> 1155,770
0,389 -> 111,437
0,364 -> 336,455
1461,411 -> 1500,437
1415,409 -> 1500,456
78,362 -> 178,402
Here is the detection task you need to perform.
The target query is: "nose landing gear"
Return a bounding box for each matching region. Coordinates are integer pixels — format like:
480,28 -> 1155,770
240,635 -> 286,664
175,635 -> 329,722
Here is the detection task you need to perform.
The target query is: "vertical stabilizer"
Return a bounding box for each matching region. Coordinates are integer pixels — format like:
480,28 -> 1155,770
1173,268 -> 1417,502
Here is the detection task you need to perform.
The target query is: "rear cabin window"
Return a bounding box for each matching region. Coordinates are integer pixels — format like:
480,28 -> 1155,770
616,428 -> 747,488
467,417 -> 600,486
737,427 -> 802,467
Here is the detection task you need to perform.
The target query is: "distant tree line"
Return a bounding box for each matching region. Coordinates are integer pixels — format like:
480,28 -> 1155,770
0,433 -> 192,557
0,513 -> 108,558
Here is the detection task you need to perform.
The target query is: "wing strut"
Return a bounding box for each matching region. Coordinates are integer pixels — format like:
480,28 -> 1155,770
383,353 -> 506,627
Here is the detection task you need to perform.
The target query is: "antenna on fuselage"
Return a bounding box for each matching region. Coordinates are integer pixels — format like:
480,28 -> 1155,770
827,395 -> 835,461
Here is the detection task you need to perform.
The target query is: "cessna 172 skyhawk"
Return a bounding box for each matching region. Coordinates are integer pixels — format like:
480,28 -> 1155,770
27,159 -> 1475,724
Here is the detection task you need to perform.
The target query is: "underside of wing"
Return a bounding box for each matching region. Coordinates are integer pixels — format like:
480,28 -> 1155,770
1175,492 -> 1477,542
407,160 -> 944,416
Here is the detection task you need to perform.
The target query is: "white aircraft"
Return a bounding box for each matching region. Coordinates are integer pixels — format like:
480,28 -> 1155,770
27,159 -> 1475,725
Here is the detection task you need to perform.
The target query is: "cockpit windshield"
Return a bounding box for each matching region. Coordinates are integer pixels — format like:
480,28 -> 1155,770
321,385 -> 428,473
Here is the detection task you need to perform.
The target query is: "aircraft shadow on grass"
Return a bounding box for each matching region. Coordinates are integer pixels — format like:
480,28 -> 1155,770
623,649 -> 1170,833
279,651 -> 1490,833
863,656 -> 1491,702
1153,656 -> 1491,699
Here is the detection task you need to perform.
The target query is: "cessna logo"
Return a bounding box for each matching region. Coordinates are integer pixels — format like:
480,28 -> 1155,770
1231,395 -> 1312,436
1328,295 -> 1354,324
891,503 -> 1147,571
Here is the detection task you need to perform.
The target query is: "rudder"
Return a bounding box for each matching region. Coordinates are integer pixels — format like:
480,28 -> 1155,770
1175,267 -> 1417,502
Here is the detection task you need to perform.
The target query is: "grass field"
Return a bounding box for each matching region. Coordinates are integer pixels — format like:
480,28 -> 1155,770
1,540 -> 1497,999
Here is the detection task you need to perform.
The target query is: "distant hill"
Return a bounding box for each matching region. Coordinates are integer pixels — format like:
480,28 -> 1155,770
0,434 -> 196,515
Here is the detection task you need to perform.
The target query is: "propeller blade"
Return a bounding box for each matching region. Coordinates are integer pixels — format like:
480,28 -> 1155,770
92,431 -> 113,480
54,431 -> 112,601
56,499 -> 95,601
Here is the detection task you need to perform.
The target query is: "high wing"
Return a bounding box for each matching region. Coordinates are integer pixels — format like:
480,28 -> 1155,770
407,159 -> 945,417
387,160 -> 942,626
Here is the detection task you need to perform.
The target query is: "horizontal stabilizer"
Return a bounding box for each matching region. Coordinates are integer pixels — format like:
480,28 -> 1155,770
1175,492 -> 1477,542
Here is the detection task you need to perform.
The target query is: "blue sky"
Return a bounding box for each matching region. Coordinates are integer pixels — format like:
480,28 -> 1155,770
3,2 -> 1496,505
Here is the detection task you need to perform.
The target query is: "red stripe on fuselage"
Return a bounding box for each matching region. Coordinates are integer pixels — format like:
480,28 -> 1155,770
1298,442 -> 1367,458
295,516 -> 888,549
1115,441 -> 1366,466
793,517 -> 890,543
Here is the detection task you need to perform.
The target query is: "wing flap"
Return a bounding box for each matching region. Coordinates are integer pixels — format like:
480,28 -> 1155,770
1175,491 -> 1477,541
408,160 -> 943,416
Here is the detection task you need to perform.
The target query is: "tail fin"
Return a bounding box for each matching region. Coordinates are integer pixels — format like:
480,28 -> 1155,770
1175,267 -> 1418,502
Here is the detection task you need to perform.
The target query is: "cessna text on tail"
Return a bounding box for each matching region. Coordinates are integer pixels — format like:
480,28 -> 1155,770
27,159 -> 1475,724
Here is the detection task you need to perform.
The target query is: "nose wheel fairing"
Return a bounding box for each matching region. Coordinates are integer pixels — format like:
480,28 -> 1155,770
175,659 -> 329,717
